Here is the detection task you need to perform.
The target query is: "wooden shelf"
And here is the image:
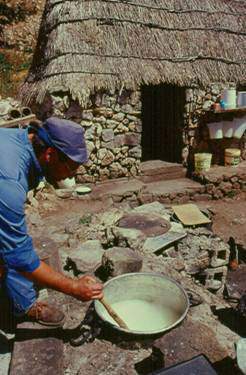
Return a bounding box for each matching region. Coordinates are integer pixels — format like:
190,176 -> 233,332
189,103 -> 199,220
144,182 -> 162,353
214,107 -> 246,114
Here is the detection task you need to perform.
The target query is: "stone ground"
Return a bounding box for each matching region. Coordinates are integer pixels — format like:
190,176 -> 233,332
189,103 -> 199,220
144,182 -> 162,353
0,185 -> 245,374
0,341 -> 12,375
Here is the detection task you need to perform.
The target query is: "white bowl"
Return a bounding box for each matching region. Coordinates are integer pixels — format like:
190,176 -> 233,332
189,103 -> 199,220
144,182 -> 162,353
57,177 -> 76,188
75,186 -> 92,195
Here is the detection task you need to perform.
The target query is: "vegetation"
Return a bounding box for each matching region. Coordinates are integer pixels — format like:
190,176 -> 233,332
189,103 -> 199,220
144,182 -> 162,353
0,0 -> 42,97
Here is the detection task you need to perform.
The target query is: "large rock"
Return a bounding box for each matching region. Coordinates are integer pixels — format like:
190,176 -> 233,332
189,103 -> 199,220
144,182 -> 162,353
102,246 -> 143,276
111,226 -> 146,252
68,240 -> 105,272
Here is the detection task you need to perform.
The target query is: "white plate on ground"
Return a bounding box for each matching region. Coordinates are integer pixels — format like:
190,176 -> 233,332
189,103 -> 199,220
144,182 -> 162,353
75,186 -> 92,195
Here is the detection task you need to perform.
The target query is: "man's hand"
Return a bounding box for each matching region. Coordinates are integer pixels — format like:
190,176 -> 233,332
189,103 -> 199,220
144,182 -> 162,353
72,275 -> 103,301
23,261 -> 103,302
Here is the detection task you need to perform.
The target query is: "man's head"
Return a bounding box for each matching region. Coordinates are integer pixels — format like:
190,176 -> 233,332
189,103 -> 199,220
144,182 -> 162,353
30,117 -> 87,185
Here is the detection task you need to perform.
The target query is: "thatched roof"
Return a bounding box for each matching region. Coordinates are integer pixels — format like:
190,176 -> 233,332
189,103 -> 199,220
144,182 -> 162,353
20,0 -> 246,105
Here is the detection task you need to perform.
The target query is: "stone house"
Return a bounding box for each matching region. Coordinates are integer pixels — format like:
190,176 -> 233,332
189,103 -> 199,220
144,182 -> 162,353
20,0 -> 246,182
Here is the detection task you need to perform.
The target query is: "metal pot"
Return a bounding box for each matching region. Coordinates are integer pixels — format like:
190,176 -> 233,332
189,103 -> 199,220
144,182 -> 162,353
94,272 -> 189,336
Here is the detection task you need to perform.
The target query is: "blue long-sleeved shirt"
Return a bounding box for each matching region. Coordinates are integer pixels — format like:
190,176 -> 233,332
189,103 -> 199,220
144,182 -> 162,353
0,128 -> 43,272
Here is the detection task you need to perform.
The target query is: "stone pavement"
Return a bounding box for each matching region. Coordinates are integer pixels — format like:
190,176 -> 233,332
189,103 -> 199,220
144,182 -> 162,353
89,176 -> 202,206
9,239 -> 64,375
84,162 -> 246,206
0,339 -> 12,375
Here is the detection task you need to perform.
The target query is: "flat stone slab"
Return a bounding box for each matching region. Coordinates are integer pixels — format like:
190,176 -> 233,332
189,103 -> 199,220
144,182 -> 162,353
91,178 -> 145,198
139,160 -> 186,182
10,329 -> 63,375
143,231 -> 187,254
118,212 -> 171,237
140,160 -> 184,175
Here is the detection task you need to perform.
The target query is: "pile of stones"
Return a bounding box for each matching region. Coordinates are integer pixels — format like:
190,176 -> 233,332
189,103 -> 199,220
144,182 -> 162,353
57,201 -> 230,295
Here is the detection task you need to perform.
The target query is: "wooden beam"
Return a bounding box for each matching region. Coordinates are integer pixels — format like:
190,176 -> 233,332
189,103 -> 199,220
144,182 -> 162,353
0,114 -> 37,128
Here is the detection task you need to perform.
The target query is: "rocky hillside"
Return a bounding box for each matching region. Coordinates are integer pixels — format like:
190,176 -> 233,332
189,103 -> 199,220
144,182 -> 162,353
0,0 -> 45,97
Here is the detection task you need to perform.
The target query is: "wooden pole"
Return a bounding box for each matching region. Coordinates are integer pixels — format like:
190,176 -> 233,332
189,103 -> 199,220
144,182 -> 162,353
100,297 -> 129,329
0,114 -> 37,128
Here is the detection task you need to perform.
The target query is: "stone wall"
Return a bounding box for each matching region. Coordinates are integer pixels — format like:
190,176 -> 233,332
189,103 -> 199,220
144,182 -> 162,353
3,81 -> 243,183
34,90 -> 142,182
192,162 -> 246,200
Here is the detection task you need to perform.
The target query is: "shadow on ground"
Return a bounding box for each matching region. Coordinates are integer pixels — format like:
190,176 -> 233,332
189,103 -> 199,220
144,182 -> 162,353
211,305 -> 246,337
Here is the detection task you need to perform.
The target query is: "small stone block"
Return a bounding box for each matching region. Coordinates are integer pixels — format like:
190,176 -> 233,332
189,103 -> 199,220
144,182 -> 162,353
102,246 -> 143,276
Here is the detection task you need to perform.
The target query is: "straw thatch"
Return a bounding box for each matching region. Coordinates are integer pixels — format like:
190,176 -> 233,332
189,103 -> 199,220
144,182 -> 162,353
20,0 -> 246,105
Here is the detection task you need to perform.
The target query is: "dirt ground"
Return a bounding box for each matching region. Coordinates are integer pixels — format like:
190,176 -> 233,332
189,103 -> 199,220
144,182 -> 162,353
206,195 -> 246,247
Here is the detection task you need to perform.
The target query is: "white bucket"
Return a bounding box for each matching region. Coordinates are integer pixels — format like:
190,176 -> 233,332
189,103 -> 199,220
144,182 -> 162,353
222,121 -> 234,138
224,148 -> 241,166
233,117 -> 246,139
194,153 -> 212,172
237,92 -> 246,108
221,89 -> 237,109
207,122 -> 223,139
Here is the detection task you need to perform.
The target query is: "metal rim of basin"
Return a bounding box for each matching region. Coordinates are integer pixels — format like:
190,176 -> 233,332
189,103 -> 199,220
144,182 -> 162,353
94,272 -> 190,336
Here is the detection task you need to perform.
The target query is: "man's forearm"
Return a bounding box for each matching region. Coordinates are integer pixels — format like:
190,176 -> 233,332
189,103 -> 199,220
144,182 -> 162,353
22,261 -> 76,296
21,260 -> 104,301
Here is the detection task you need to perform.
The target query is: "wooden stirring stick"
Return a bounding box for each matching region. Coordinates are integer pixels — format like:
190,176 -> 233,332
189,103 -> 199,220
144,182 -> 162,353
99,298 -> 129,330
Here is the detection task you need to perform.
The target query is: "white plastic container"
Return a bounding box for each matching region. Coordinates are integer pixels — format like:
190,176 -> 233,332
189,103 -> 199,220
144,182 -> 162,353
207,122 -> 223,139
221,89 -> 237,109
222,121 -> 234,138
194,153 -> 212,172
237,92 -> 246,108
57,177 -> 76,189
224,148 -> 241,166
233,117 -> 246,139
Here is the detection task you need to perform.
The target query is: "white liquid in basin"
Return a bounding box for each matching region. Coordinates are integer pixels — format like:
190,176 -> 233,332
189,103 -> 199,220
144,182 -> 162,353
103,299 -> 179,332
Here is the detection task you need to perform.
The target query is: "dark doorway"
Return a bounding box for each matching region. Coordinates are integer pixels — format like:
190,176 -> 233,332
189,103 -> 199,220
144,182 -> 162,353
141,84 -> 185,163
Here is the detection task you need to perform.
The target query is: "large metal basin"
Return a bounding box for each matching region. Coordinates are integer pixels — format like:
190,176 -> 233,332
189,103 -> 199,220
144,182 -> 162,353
94,272 -> 189,335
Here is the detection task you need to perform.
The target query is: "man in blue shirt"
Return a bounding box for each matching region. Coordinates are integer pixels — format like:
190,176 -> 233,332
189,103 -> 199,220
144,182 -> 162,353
0,117 -> 103,326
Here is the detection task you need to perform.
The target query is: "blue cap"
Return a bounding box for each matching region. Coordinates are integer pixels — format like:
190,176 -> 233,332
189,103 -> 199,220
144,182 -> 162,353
41,117 -> 88,164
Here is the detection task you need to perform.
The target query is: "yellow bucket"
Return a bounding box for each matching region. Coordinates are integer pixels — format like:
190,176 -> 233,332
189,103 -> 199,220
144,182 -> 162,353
224,148 -> 241,166
194,153 -> 212,172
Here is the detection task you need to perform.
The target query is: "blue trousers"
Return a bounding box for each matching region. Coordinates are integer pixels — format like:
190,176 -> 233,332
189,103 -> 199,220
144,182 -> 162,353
1,265 -> 37,316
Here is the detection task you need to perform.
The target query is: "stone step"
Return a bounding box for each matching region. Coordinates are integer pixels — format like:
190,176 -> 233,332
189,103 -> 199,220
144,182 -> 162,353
140,160 -> 186,182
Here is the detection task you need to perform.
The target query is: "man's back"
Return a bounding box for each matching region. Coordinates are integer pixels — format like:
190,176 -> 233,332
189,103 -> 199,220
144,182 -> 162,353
0,128 -> 32,188
0,128 -> 39,250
